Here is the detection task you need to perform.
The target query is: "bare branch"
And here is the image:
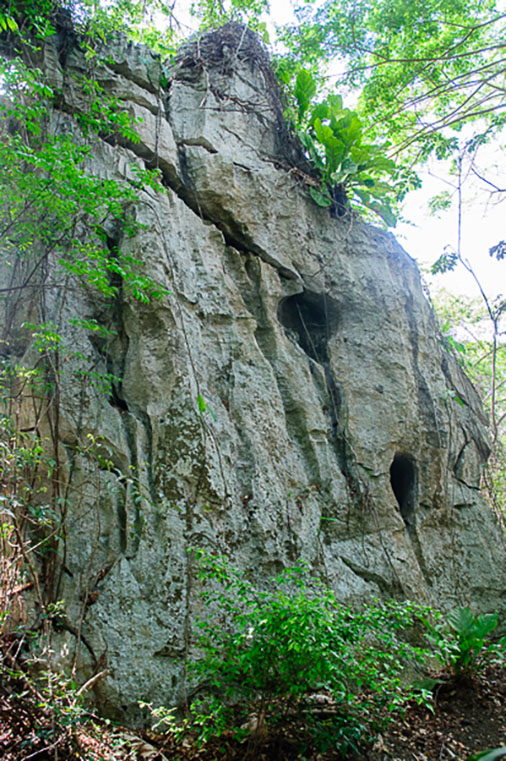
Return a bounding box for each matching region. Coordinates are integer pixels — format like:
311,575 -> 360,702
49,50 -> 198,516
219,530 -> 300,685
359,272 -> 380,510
470,166 -> 506,193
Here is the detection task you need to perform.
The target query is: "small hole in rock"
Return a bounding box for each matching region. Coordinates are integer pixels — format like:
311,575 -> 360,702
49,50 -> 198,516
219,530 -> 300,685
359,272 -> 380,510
278,291 -> 339,363
390,453 -> 417,526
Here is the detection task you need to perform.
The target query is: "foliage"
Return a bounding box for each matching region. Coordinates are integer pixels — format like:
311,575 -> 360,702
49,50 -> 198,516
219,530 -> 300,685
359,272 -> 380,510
10,0 -> 506,174
0,660 -> 138,759
152,552 -> 431,757
0,399 -> 142,758
190,0 -> 270,39
280,0 -> 506,164
431,288 -> 506,525
0,58 -> 167,297
7,0 -> 504,222
434,292 -> 506,431
421,606 -> 506,680
0,12 -> 171,759
1,1 -> 505,756
291,68 -> 405,224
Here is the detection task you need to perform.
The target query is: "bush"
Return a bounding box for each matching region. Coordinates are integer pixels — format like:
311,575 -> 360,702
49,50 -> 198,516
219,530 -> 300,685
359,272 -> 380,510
168,552 -> 431,757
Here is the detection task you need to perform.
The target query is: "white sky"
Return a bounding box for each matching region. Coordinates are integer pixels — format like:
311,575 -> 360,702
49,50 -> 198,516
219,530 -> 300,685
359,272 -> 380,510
397,165 -> 506,303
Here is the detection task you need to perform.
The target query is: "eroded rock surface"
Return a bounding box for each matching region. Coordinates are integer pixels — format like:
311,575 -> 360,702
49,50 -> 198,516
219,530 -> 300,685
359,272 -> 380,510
4,23 -> 505,721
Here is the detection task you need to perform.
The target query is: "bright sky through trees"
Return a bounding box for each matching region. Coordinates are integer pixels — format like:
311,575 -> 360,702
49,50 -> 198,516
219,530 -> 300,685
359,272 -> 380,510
397,150 -> 505,299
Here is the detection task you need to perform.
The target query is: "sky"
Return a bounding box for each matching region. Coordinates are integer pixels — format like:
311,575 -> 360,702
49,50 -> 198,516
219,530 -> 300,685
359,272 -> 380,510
396,161 -> 506,303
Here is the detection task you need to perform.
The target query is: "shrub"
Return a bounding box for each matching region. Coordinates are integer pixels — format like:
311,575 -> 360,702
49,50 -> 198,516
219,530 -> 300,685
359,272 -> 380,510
172,552 -> 431,757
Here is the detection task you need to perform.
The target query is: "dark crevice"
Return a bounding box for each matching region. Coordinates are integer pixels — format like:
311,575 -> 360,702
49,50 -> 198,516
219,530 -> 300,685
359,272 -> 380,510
453,435 -> 469,480
452,436 -> 482,491
116,489 -> 128,554
109,384 -> 129,412
278,289 -> 351,476
278,291 -> 339,364
276,289 -> 367,520
178,137 -> 218,154
135,409 -> 157,507
329,184 -> 349,218
84,250 -> 145,554
324,367 -> 342,443
103,229 -> 125,300
89,329 -> 129,414
390,453 -> 417,527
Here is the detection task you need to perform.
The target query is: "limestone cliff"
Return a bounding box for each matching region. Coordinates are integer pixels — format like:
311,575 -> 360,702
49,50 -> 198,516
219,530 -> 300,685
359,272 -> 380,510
2,22 -> 505,721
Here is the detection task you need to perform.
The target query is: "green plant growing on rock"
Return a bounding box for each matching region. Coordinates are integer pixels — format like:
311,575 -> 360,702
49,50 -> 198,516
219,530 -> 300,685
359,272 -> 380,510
0,22 -> 171,755
290,69 -> 406,226
421,606 -> 506,681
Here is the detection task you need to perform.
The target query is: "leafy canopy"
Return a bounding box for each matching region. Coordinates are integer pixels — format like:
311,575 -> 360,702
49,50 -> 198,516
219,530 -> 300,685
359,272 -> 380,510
280,0 -> 506,162
291,68 -> 403,224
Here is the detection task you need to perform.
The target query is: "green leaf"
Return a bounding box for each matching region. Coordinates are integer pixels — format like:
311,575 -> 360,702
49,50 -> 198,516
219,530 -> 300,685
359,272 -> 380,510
313,118 -> 335,147
431,250 -> 458,274
341,157 -> 358,175
309,102 -> 329,127
294,69 -> 317,122
353,187 -> 371,206
2,14 -> 19,32
327,93 -> 344,115
298,131 -> 324,169
309,186 -> 332,207
472,612 -> 498,639
367,200 -> 397,227
369,156 -> 396,173
412,676 -> 446,691
446,607 -> 475,636
467,749 -> 506,761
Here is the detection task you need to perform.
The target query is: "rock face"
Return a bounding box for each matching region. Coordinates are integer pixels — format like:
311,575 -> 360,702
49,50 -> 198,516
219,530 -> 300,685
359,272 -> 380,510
3,23 -> 505,721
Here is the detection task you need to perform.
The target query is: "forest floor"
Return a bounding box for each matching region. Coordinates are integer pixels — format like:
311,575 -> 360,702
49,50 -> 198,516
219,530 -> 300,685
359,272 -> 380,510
364,664 -> 506,761
1,665 -> 505,760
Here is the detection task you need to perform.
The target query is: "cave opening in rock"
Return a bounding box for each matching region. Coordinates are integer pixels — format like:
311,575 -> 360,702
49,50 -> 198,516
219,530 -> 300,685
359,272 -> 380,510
390,453 -> 417,526
277,290 -> 339,363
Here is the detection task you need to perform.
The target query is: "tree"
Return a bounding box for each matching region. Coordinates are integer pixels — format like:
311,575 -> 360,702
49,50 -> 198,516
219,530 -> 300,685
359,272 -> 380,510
432,281 -> 506,527
280,0 -> 506,164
